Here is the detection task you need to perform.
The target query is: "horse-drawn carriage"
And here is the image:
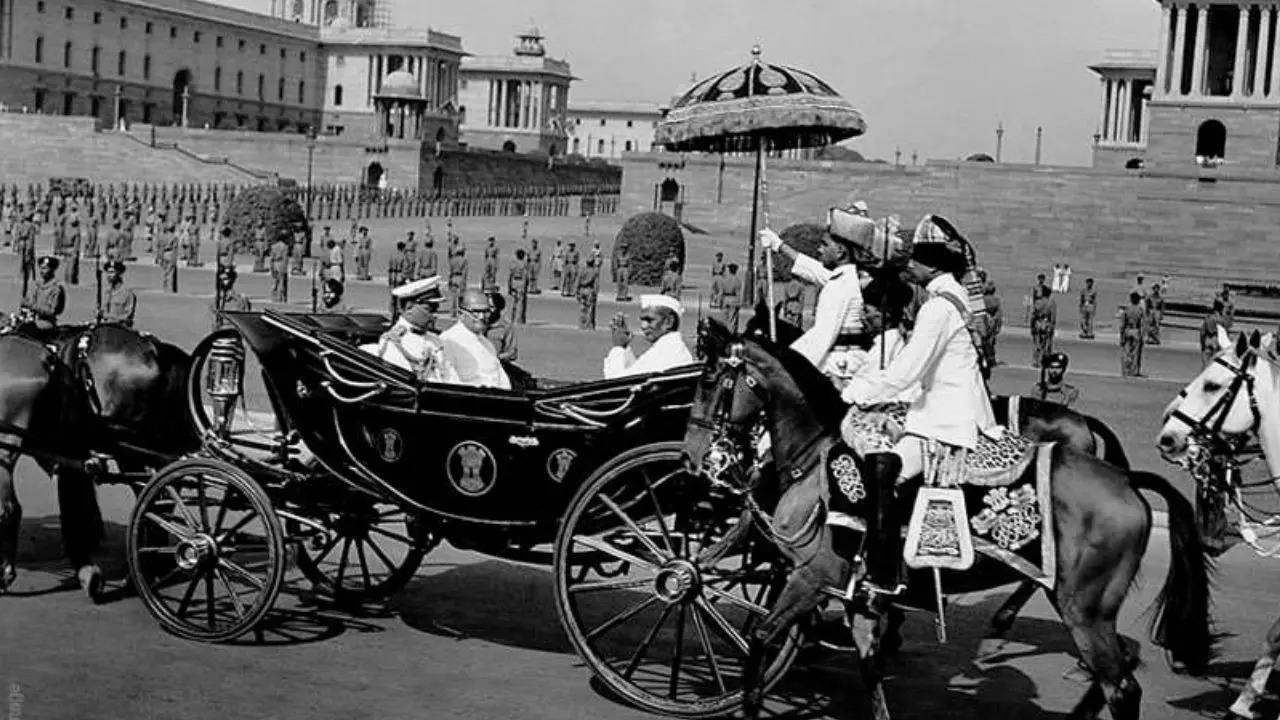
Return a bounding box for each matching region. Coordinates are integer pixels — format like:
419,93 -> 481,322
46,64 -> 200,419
126,309 -> 799,717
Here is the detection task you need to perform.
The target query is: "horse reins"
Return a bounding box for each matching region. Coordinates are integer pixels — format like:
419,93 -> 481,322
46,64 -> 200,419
1170,353 -> 1262,456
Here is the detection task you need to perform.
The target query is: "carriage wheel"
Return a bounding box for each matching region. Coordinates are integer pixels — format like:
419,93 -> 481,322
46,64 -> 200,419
554,441 -> 800,718
127,458 -> 285,643
293,500 -> 436,605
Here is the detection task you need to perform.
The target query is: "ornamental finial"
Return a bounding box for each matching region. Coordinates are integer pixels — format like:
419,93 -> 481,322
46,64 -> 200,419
751,44 -> 761,58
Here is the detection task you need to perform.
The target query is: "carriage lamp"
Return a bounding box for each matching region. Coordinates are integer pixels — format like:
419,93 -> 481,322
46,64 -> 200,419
205,336 -> 246,437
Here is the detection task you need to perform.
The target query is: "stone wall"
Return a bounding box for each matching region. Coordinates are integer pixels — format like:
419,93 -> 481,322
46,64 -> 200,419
1092,145 -> 1146,170
419,148 -> 621,193
1146,101 -> 1280,171
620,152 -> 1280,288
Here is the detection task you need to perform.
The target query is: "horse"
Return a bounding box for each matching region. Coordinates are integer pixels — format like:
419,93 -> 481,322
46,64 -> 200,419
1157,327 -> 1280,720
0,319 -> 197,597
686,319 -> 1213,720
740,304 -> 1133,639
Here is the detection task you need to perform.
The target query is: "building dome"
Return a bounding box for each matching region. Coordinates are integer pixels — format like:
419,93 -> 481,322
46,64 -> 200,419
379,70 -> 421,99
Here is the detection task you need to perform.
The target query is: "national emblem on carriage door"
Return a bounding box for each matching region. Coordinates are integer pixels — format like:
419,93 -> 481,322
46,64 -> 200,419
447,440 -> 498,497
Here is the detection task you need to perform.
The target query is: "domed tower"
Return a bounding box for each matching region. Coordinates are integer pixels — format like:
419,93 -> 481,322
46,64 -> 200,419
514,24 -> 546,57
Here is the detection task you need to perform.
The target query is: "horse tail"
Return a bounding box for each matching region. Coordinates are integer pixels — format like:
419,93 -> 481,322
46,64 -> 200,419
1083,413 -> 1130,470
1130,470 -> 1216,675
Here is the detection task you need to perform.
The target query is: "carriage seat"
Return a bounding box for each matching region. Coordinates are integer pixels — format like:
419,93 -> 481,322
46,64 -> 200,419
840,403 -> 1035,487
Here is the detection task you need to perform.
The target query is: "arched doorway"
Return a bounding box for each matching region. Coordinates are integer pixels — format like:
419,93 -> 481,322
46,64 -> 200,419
1124,157 -> 1145,170
659,178 -> 680,203
501,140 -> 517,153
172,69 -> 191,123
1195,120 -> 1226,162
435,127 -> 446,144
365,162 -> 384,188
432,166 -> 445,195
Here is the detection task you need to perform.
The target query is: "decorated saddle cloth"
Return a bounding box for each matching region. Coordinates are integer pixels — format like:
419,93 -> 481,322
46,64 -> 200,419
838,403 -> 1036,486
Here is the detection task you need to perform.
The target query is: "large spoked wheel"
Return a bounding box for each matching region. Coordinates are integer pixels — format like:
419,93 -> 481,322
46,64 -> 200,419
554,442 -> 799,718
293,497 -> 436,605
127,458 -> 286,643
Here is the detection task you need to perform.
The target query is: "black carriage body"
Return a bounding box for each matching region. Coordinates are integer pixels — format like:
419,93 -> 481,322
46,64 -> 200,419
213,310 -> 697,535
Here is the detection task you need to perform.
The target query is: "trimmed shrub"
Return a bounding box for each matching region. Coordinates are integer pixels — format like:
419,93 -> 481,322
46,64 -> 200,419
612,212 -> 686,286
222,185 -> 309,253
771,223 -> 825,281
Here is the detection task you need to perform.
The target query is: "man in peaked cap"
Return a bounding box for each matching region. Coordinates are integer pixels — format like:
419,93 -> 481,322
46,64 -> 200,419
363,276 -> 457,383
603,294 -> 694,379
840,213 -> 1001,605
1032,351 -> 1079,407
758,205 -> 874,389
392,275 -> 446,321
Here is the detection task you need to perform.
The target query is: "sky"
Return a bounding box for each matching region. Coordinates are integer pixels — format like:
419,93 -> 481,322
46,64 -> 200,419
218,0 -> 1161,166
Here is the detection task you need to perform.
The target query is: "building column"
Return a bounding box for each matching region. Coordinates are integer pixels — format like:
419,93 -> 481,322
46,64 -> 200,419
1157,3 -> 1173,96
1191,4 -> 1210,96
1112,80 -> 1125,140
1098,78 -> 1110,141
1233,4 -> 1251,97
1254,7 -> 1271,96
1170,5 -> 1187,95
1270,4 -> 1280,96
1139,89 -> 1150,144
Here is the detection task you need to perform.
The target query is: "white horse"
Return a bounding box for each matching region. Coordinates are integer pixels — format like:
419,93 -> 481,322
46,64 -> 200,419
1157,325 -> 1280,720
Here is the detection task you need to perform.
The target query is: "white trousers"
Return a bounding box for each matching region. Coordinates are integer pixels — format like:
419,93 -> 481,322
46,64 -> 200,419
892,435 -> 927,484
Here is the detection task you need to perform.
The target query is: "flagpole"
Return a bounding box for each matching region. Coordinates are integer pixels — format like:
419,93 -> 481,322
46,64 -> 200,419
761,139 -> 776,342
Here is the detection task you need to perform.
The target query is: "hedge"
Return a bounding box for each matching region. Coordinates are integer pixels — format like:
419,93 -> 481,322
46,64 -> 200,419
222,186 -> 310,253
612,212 -> 686,286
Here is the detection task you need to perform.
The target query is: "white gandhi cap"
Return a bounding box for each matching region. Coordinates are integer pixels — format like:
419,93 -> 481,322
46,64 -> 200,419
640,294 -> 684,316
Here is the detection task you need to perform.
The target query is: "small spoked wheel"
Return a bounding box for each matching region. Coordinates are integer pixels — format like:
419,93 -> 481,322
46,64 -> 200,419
554,442 -> 799,718
293,500 -> 435,605
127,458 -> 285,643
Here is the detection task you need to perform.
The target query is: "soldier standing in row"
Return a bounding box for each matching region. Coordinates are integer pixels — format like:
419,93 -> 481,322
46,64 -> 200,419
291,228 -> 307,276
158,223 -> 179,293
578,256 -> 599,331
15,213 -> 36,294
1118,291 -> 1146,377
710,251 -> 725,308
326,238 -> 345,283
562,242 -> 580,297
528,239 -> 542,294
614,247 -> 632,302
482,237 -> 499,293
403,231 -> 418,282
416,235 -> 438,282
177,214 -> 195,267
355,227 -> 373,281
508,248 -> 528,325
551,240 -> 565,291
99,260 -> 137,327
211,265 -> 252,332
448,244 -> 469,313
22,257 -> 66,331
216,225 -> 236,269
270,234 -> 289,302
252,221 -> 268,273
59,218 -> 81,285
660,258 -> 682,299
83,215 -> 99,266
1078,277 -> 1097,339
387,241 -> 407,317
720,263 -> 743,331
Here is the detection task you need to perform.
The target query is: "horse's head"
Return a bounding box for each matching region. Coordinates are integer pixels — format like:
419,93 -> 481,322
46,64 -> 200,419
1158,326 -> 1268,465
684,318 -> 772,487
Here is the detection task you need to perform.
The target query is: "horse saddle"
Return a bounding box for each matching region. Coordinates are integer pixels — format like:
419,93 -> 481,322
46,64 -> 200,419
838,403 -> 1036,489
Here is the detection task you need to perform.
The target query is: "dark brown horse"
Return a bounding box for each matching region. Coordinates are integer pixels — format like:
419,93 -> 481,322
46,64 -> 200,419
0,321 -> 196,596
741,304 -> 1133,639
685,320 -> 1213,720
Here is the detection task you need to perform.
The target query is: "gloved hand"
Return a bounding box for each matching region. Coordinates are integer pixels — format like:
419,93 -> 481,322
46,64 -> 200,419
758,228 -> 783,253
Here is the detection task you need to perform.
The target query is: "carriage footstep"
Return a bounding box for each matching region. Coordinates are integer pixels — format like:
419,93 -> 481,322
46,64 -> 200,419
76,564 -> 104,603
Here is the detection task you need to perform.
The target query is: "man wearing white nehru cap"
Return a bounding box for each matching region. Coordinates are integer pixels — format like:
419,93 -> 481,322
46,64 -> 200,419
603,294 -> 695,379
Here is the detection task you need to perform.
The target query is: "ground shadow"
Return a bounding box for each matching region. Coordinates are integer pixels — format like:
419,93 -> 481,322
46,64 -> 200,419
1166,658 -> 1279,718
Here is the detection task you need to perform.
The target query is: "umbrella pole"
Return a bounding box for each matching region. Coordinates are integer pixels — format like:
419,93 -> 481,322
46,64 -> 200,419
745,144 -> 762,336
760,142 -> 777,342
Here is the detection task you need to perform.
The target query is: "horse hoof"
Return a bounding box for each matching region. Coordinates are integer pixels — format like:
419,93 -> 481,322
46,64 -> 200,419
0,563 -> 16,593
77,565 -> 103,603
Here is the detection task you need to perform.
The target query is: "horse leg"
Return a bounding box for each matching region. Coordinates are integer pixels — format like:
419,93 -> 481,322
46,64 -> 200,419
0,452 -> 21,591
54,465 -> 104,600
1228,613 -> 1280,719
988,580 -> 1040,638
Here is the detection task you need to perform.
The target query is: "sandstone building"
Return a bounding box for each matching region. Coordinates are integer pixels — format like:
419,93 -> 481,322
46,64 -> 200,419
566,100 -> 663,159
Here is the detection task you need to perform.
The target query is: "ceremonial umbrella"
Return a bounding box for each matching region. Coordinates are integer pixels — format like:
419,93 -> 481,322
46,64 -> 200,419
656,46 -> 867,325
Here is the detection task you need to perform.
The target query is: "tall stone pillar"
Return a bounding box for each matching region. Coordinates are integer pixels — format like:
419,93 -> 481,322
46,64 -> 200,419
1157,3 -> 1174,96
1191,4 -> 1210,96
1099,79 -> 1111,141
1114,80 -> 1126,141
1271,5 -> 1280,95
1233,5 -> 1251,97
1253,7 -> 1271,96
1172,4 -> 1187,95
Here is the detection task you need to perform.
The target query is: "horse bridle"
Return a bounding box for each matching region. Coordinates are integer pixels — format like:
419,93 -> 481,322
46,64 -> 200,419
689,342 -> 828,491
1169,352 -> 1262,457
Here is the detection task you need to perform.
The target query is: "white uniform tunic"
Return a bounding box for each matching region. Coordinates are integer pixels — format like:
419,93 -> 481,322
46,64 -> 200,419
788,254 -> 865,386
441,322 -> 512,390
603,331 -> 695,379
360,318 -> 459,384
842,274 -> 999,479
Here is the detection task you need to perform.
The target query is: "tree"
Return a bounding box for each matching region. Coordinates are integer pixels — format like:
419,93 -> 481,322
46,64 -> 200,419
222,185 -> 309,253
771,223 -> 826,281
612,212 -> 686,286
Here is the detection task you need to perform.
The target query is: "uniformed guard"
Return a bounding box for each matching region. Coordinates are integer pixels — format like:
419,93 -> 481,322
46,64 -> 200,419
710,251 -> 726,308
577,256 -> 600,330
1118,291 -> 1146,377
59,218 -> 82,285
187,215 -> 203,267
290,228 -> 307,276
158,223 -> 178,293
269,235 -> 289,302
325,238 -> 345,283
659,258 -> 682,299
448,244 -> 469,314
22,257 -> 67,331
211,265 -> 252,332
252,221 -> 268,272
528,239 -> 543,294
1078,277 -> 1097,339
177,214 -> 194,267
416,235 -> 438,281
1032,352 -> 1079,407
402,231 -> 418,282
589,241 -> 603,271
551,240 -> 565,291
215,225 -> 236,269
15,212 -> 36,295
99,260 -> 137,327
485,292 -> 519,362
482,236 -> 499,293
356,227 -> 373,281
387,241 -> 407,317
318,226 -> 334,264
720,263 -> 743,331
562,242 -> 580,297
507,248 -> 528,325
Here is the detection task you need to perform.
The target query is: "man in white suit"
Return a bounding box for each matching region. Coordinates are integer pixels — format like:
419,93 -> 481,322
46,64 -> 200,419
841,214 -> 1001,599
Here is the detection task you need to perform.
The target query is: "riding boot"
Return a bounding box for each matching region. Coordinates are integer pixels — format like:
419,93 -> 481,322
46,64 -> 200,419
862,452 -> 905,601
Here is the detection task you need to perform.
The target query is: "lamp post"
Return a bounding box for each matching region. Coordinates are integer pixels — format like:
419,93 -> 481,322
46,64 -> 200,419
995,121 -> 1004,163
305,129 -> 317,258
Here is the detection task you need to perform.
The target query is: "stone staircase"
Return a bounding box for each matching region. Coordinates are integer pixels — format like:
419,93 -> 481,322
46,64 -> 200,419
0,112 -> 261,184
